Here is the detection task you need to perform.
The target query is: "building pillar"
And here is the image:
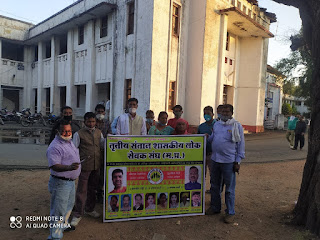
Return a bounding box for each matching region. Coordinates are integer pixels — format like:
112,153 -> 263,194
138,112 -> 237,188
37,41 -> 44,113
50,36 -> 59,114
215,14 -> 228,108
66,30 -> 76,110
85,20 -> 98,112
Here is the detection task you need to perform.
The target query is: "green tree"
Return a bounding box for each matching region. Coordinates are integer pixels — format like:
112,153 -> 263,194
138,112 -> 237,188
272,0 -> 320,236
282,103 -> 292,115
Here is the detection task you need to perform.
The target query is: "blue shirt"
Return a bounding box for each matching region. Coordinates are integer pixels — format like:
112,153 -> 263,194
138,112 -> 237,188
185,181 -> 201,190
198,120 -> 216,153
208,120 -> 245,163
111,116 -> 119,135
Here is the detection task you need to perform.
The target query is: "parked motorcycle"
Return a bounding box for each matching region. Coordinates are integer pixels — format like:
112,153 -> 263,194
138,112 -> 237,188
47,113 -> 59,125
21,112 -> 47,127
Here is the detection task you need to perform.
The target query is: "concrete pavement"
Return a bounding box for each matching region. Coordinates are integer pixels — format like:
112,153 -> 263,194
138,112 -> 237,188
0,130 -> 307,169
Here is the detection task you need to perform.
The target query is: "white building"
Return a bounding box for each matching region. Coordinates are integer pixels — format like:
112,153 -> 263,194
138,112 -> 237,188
264,65 -> 283,121
0,0 -> 275,132
283,94 -> 309,116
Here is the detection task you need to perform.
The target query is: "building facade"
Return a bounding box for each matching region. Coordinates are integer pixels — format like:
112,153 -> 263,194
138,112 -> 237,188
0,0 -> 275,132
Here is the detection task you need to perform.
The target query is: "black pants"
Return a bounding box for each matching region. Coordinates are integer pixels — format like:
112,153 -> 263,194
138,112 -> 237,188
294,133 -> 305,149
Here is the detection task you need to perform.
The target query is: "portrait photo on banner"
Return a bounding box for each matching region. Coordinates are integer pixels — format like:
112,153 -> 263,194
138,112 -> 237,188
184,165 -> 202,190
108,167 -> 127,193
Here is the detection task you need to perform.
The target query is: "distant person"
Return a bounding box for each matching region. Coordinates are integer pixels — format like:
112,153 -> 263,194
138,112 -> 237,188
148,111 -> 174,135
108,195 -> 119,212
191,192 -> 201,207
216,105 -> 224,121
49,106 -> 81,144
167,105 -> 189,130
109,169 -> 127,193
121,195 -> 131,211
169,193 -> 179,209
185,166 -> 201,190
206,104 -> 245,224
47,120 -> 80,238
292,115 -> 307,150
173,118 -> 189,135
197,106 -> 216,192
157,193 -> 168,209
145,193 -> 156,210
71,112 -> 104,227
286,114 -> 298,148
180,192 -> 190,208
145,110 -> 156,133
116,98 -> 147,135
133,194 -> 144,210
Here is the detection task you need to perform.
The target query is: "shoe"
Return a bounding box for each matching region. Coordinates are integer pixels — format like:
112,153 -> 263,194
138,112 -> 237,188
70,217 -> 82,227
224,214 -> 235,224
205,207 -> 220,215
64,225 -> 76,232
85,210 -> 100,218
291,148 -> 297,150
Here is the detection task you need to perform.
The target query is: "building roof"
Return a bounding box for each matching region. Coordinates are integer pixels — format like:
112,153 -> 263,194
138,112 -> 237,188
267,65 -> 285,77
219,7 -> 274,38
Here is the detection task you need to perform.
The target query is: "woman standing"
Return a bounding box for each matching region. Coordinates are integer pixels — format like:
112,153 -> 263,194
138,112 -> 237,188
148,111 -> 174,135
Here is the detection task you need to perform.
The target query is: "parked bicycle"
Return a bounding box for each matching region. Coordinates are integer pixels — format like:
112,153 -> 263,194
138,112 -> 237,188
21,112 -> 47,127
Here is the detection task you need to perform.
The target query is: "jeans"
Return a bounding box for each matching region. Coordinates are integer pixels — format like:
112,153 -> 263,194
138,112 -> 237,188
48,176 -> 75,240
210,161 -> 236,215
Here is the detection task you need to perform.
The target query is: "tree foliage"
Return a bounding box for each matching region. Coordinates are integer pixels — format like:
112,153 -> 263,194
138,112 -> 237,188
282,103 -> 292,115
274,31 -> 313,108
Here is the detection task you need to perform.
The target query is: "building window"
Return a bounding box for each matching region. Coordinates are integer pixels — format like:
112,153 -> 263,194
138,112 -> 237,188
76,86 -> 80,108
125,79 -> 132,107
225,57 -> 228,63
230,59 -> 233,65
78,25 -> 84,45
1,41 -> 24,61
231,0 -> 235,5
59,35 -> 67,55
34,46 -> 38,62
253,13 -> 257,21
248,9 -> 252,17
168,81 -> 176,110
127,1 -> 135,35
45,41 -> 51,59
226,32 -> 230,51
100,16 -> 108,38
172,4 -> 180,37
237,1 -> 242,10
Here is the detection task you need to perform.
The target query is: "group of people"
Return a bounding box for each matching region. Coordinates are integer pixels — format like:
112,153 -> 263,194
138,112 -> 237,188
286,114 -> 307,150
46,97 -> 245,239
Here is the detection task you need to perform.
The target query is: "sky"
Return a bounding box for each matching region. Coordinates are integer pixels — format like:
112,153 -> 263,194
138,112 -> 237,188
0,0 -> 301,67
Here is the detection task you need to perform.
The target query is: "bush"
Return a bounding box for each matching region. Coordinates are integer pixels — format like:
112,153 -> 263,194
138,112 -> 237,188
282,103 -> 292,115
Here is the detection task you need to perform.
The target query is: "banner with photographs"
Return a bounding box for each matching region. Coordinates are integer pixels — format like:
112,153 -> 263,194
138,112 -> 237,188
104,135 -> 205,222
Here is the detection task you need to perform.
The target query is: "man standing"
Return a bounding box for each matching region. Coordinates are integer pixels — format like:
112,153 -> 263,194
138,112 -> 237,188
49,106 -> 81,144
94,104 -> 111,203
286,114 -> 298,148
116,98 -> 147,135
292,115 -> 307,150
167,105 -> 189,130
109,169 -> 127,193
206,104 -> 245,224
71,112 -> 104,227
47,120 -> 81,239
197,106 -> 216,192
185,166 -> 201,190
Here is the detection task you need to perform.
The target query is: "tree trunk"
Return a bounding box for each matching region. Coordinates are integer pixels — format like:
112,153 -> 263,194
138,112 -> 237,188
271,0 -> 320,236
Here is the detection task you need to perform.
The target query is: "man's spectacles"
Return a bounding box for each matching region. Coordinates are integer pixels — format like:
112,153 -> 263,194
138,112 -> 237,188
60,130 -> 72,134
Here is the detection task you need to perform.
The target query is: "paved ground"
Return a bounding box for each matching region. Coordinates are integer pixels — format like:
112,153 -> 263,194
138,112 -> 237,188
0,127 -> 308,169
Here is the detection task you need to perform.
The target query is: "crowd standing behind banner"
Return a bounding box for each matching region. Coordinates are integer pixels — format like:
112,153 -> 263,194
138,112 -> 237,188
47,97 -> 245,238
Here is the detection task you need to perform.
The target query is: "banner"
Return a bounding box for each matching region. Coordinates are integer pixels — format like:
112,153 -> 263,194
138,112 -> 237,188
104,135 -> 206,222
